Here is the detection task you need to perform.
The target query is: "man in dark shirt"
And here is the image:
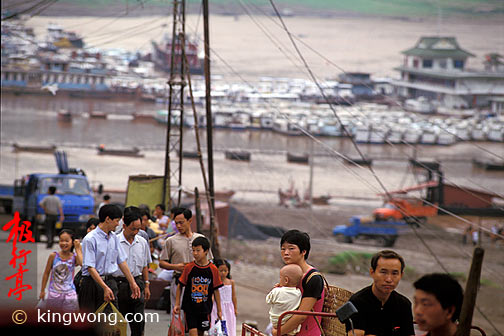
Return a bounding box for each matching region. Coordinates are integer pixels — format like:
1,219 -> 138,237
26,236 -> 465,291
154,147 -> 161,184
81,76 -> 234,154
345,250 -> 414,336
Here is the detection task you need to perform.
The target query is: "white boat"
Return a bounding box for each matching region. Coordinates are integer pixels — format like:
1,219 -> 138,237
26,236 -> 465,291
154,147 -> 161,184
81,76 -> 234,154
471,126 -> 487,141
455,123 -> 471,141
260,113 -> 274,129
354,125 -> 370,143
403,129 -> 422,144
213,111 -> 233,128
229,111 -> 251,130
387,128 -> 404,144
272,117 -> 302,136
318,119 -> 342,137
487,124 -> 504,142
437,130 -> 457,145
420,130 -> 437,144
369,127 -> 388,144
404,96 -> 436,114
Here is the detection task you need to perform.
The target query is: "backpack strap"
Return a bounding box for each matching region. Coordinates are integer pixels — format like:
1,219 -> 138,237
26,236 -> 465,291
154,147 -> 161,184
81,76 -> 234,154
306,271 -> 329,336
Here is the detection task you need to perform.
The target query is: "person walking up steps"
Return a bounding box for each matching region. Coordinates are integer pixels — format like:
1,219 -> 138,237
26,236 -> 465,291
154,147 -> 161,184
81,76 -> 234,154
211,259 -> 238,336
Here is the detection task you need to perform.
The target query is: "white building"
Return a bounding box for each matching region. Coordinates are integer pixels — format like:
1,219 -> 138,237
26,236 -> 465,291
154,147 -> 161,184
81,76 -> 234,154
392,36 -> 504,109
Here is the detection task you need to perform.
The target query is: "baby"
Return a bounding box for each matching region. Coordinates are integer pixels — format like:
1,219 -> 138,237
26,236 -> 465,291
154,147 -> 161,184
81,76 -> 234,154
266,264 -> 303,335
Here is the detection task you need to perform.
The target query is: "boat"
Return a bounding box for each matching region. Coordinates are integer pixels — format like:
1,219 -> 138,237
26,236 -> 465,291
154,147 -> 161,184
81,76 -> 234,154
272,118 -> 303,136
260,113 -> 274,129
420,130 -> 437,145
470,126 -> 487,141
354,125 -> 370,143
12,143 -> 56,153
404,96 -> 436,114
151,34 -> 203,74
343,156 -> 373,166
89,111 -> 107,119
403,129 -> 421,144
287,152 -> 309,164
369,126 -> 388,144
57,109 -> 72,122
437,131 -> 457,145
229,111 -> 251,130
225,150 -> 251,161
155,109 -> 181,125
178,150 -> 200,159
386,128 -> 404,144
472,158 -> 504,171
487,124 -> 504,142
97,145 -> 144,158
47,23 -> 85,48
132,112 -> 156,121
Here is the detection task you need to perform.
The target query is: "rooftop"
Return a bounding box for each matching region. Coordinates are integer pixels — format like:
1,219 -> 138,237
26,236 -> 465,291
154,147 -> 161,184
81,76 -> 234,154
402,36 -> 475,59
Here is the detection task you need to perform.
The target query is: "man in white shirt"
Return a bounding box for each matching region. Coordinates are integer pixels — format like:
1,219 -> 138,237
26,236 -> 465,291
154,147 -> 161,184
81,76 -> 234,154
113,206 -> 152,336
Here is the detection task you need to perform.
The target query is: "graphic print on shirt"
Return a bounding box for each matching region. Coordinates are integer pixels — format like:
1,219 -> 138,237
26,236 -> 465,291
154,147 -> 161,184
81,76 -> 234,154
191,276 -> 211,303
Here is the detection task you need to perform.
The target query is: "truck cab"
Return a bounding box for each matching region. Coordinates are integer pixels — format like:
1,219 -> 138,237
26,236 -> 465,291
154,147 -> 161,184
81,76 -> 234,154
373,198 -> 437,225
13,173 -> 94,240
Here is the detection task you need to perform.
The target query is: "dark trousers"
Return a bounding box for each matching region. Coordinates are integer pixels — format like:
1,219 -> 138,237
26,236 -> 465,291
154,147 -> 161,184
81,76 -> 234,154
78,275 -> 118,313
117,276 -> 146,336
44,214 -> 58,247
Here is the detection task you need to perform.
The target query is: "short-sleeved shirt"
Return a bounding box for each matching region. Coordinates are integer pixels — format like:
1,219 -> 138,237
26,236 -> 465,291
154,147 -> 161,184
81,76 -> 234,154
81,226 -> 127,276
39,195 -> 62,215
297,268 -> 325,336
179,261 -> 223,314
345,285 -> 414,336
112,233 -> 152,277
160,232 -> 213,275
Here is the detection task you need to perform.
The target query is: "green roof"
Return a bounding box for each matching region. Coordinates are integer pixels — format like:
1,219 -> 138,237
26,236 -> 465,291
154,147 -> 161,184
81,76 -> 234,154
402,36 -> 475,59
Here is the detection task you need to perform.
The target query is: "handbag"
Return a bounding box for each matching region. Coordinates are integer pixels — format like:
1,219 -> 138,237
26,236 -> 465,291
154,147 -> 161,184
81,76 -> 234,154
209,319 -> 225,336
168,312 -> 184,336
95,302 -> 127,336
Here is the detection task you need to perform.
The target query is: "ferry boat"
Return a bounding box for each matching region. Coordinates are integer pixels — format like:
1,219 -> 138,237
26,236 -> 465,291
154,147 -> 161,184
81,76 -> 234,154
151,34 -> 203,75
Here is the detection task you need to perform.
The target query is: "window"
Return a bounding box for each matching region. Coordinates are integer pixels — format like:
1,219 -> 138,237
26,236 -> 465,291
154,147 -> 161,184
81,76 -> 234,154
454,60 -> 464,69
423,59 -> 433,68
438,59 -> 447,69
39,177 -> 90,196
413,59 -> 419,68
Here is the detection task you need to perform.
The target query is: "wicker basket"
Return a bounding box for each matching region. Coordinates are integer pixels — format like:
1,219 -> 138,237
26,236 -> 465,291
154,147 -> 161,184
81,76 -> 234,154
320,284 -> 354,336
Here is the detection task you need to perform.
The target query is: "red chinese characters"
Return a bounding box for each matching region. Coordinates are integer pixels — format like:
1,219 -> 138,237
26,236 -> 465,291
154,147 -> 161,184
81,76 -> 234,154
3,211 -> 35,300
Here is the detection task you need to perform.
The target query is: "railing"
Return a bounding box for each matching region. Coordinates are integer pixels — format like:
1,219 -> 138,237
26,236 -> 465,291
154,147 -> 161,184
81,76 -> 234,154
241,311 -> 488,336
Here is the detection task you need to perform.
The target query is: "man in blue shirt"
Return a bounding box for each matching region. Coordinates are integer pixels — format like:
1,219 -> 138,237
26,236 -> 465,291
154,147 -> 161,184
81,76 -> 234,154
79,204 -> 141,312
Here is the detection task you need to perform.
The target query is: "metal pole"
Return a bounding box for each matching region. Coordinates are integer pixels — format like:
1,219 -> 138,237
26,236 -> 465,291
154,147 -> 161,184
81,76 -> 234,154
195,187 -> 202,233
308,141 -> 314,207
455,247 -> 485,336
203,0 -> 220,260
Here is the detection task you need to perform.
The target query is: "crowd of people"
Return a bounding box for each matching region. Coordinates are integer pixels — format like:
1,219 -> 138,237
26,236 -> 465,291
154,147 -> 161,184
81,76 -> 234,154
38,191 -> 469,336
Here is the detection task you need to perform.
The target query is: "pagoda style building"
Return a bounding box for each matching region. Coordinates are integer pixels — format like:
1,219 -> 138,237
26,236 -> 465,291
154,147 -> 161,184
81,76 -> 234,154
392,36 -> 504,109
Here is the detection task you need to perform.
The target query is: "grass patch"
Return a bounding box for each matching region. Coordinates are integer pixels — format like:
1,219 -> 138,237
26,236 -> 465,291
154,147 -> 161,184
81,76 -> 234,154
327,251 -> 373,275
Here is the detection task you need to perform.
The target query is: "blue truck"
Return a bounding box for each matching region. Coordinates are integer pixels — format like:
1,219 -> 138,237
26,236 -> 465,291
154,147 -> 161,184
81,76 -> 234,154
0,152 -> 95,241
332,216 -> 408,247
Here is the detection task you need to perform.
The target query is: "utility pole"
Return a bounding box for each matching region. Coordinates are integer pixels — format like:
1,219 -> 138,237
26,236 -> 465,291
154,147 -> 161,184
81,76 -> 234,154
455,247 -> 485,336
162,0 -> 187,209
203,0 -> 220,260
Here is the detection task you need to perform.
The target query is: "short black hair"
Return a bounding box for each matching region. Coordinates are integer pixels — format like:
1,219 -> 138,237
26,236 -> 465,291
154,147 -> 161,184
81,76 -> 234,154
156,203 -> 166,212
86,217 -> 100,230
103,194 -> 111,201
124,206 -> 141,226
192,236 -> 210,251
173,207 -> 192,220
280,230 -> 311,260
99,204 -> 123,223
48,186 -> 57,194
371,250 -> 405,272
214,259 -> 231,279
414,273 -> 463,322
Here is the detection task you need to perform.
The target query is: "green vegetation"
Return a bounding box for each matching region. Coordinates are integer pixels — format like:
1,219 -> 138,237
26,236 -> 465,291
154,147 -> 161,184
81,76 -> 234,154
327,250 -> 373,275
